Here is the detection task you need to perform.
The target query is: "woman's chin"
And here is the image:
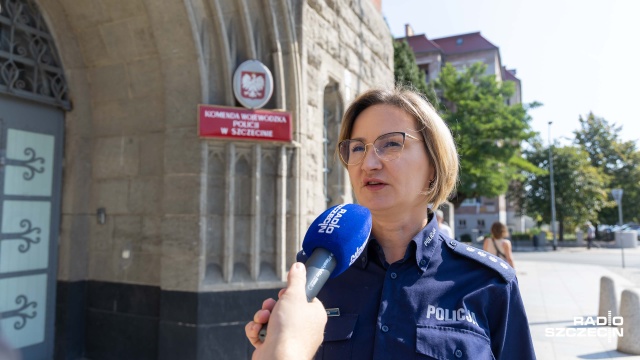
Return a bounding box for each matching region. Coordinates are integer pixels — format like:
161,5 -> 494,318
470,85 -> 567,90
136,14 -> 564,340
360,200 -> 397,214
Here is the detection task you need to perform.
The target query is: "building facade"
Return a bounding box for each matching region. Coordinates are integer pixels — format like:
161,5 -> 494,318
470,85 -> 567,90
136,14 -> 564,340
0,0 -> 393,358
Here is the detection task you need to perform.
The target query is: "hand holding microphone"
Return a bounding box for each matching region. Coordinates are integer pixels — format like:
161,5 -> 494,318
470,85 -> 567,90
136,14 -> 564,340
246,262 -> 327,360
246,204 -> 372,353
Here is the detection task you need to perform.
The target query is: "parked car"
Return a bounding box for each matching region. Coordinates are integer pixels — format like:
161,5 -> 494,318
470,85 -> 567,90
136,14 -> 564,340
598,223 -> 640,241
597,224 -> 615,241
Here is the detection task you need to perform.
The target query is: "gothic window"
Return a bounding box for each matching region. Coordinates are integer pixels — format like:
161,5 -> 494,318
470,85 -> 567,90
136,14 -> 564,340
323,82 -> 344,208
0,0 -> 70,109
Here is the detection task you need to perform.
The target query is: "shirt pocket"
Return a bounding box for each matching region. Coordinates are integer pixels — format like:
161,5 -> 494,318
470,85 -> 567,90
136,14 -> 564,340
416,325 -> 495,360
317,313 -> 358,360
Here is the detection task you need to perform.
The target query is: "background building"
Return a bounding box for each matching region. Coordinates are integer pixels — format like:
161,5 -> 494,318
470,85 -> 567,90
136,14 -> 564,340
0,0 -> 392,358
401,25 -> 534,240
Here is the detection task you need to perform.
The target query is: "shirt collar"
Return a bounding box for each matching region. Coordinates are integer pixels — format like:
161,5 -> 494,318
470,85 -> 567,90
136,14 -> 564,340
354,211 -> 441,272
414,211 -> 440,272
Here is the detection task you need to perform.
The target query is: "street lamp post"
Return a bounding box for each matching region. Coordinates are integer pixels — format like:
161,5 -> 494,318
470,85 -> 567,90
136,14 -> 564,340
548,121 -> 558,251
611,188 -> 625,268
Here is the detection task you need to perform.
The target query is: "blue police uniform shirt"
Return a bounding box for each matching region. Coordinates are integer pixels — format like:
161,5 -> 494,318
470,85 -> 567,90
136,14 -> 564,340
297,214 -> 536,360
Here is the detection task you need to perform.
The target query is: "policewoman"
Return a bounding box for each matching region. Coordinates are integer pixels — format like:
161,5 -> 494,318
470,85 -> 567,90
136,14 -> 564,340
306,87 -> 535,359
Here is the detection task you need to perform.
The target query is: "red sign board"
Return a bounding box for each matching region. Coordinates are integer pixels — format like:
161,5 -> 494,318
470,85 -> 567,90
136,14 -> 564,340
198,105 -> 292,142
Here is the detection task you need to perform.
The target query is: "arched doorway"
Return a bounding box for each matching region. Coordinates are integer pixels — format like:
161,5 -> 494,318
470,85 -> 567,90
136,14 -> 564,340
0,0 -> 69,358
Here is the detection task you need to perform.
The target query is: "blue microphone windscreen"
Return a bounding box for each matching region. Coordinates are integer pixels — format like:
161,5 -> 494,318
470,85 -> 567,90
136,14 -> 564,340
302,204 -> 372,278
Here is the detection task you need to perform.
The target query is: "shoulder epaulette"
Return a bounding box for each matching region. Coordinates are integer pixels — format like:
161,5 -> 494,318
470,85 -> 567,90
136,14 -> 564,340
444,239 -> 515,282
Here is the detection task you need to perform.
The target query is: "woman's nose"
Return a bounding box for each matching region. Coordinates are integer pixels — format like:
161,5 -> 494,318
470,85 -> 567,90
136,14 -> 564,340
360,144 -> 382,170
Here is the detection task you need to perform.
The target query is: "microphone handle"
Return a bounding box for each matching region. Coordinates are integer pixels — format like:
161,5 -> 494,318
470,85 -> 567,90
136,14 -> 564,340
258,248 -> 337,342
304,248 -> 337,301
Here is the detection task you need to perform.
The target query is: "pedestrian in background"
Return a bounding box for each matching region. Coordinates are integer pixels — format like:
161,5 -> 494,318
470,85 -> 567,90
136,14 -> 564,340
585,221 -> 596,249
435,209 -> 452,238
483,221 -> 516,268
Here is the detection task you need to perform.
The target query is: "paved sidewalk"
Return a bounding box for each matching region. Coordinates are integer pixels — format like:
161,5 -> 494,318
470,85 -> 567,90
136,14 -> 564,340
518,259 -> 640,359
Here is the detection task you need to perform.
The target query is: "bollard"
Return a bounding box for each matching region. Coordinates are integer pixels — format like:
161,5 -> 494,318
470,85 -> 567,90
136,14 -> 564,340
576,230 -> 584,247
598,276 -> 618,318
617,289 -> 640,354
615,231 -> 638,248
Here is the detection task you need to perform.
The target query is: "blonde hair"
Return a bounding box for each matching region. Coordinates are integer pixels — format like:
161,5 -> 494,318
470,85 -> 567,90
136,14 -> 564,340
490,222 -> 509,239
337,86 -> 459,209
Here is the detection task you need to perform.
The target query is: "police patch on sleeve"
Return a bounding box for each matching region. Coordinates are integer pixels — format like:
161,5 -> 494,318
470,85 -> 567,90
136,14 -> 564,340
445,239 -> 515,282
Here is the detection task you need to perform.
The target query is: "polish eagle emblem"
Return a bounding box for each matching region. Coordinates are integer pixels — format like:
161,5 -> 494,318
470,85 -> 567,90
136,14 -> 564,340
241,71 -> 266,99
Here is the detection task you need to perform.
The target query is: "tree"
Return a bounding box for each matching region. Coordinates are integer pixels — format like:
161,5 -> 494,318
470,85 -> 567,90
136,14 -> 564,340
392,39 -> 433,100
574,113 -> 640,224
431,63 -> 539,208
608,149 -> 640,224
519,143 -> 608,239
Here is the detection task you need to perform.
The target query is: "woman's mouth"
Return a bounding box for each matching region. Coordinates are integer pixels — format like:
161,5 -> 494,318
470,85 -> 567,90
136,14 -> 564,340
364,180 -> 386,189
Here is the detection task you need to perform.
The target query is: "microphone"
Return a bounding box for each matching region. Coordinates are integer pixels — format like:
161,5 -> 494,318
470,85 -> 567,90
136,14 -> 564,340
258,203 -> 372,342
301,203 -> 372,299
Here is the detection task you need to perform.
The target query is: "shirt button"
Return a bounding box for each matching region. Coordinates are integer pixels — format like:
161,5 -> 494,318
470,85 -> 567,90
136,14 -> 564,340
455,349 -> 463,358
381,325 -> 389,332
419,259 -> 426,266
390,272 -> 397,279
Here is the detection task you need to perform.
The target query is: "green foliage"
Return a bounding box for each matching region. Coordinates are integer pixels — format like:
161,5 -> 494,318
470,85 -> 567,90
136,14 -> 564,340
392,39 -> 433,100
528,227 -> 542,235
575,113 -> 623,175
510,233 -> 532,241
430,63 -> 538,207
519,144 -> 608,237
573,113 -> 640,224
460,234 -> 472,242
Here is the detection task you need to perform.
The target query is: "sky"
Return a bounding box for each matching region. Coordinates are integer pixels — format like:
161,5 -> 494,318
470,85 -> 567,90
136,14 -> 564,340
382,0 -> 640,146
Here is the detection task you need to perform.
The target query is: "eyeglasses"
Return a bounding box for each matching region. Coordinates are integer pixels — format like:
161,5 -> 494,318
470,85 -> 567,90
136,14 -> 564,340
338,131 -> 421,166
